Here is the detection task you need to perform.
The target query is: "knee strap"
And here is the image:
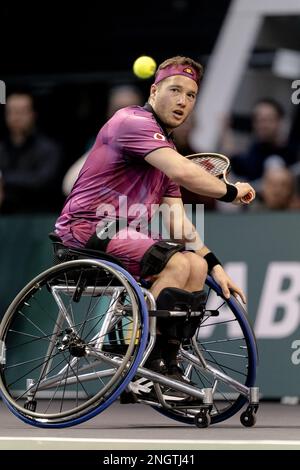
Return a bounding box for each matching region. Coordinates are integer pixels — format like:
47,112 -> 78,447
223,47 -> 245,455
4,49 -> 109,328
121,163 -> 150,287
140,240 -> 185,278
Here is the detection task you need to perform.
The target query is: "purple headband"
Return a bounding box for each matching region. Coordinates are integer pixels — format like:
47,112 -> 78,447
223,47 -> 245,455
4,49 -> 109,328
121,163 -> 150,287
154,64 -> 199,85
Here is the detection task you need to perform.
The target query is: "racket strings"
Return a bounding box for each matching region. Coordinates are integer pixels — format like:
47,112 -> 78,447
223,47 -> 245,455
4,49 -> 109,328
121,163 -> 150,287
187,153 -> 254,202
190,155 -> 228,177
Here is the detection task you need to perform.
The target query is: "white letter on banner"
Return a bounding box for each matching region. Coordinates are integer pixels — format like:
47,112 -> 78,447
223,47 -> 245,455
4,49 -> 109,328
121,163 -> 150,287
291,340 -> 300,365
255,262 -> 300,338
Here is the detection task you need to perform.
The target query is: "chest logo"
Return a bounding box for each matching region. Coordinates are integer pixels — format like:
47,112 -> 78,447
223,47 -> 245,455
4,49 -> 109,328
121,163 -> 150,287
154,132 -> 165,141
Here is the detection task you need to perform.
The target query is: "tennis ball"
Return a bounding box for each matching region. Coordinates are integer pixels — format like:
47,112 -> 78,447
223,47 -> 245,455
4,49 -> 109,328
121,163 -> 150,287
133,56 -> 157,79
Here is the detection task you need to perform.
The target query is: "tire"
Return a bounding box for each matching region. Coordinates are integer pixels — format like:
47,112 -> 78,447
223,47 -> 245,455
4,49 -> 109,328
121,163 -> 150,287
0,259 -> 148,427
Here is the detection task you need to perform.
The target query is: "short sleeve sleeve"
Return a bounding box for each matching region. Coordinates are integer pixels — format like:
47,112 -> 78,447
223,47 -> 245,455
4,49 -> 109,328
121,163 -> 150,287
117,114 -> 174,159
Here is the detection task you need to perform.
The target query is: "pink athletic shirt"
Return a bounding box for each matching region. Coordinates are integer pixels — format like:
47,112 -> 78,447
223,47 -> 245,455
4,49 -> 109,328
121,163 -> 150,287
55,104 -> 181,246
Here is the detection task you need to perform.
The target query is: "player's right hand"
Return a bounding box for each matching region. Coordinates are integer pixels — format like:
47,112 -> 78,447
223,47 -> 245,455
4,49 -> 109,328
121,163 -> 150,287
233,182 -> 256,205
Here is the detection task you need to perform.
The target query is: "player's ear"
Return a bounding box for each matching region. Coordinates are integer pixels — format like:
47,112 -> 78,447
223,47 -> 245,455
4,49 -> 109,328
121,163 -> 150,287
150,84 -> 158,99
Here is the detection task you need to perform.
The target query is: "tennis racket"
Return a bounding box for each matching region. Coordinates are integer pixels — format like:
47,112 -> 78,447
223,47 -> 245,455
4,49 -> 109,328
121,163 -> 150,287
186,152 -> 254,203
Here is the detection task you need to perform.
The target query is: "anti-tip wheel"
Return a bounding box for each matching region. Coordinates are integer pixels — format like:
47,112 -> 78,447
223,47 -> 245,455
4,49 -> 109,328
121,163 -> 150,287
240,410 -> 257,427
194,410 -> 211,428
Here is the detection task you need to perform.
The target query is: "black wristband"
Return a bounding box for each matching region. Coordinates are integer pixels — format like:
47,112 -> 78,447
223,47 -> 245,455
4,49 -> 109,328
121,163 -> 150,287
204,252 -> 222,273
217,183 -> 238,203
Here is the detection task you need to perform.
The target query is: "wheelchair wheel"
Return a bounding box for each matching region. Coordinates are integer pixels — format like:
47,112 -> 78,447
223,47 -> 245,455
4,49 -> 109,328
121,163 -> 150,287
154,275 -> 258,425
0,259 -> 148,427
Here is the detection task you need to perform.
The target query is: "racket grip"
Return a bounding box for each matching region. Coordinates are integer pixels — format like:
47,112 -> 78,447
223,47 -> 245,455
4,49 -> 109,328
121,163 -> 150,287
241,191 -> 253,203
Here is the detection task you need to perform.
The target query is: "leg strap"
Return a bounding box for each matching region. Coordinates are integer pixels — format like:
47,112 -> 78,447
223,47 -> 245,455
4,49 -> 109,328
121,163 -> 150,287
156,287 -> 206,340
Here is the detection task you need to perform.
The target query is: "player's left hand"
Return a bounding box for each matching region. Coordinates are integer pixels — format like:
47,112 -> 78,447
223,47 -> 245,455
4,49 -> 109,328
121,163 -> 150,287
210,264 -> 246,304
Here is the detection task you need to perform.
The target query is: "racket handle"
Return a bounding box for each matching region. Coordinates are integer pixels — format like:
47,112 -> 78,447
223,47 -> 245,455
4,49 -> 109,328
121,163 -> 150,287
241,191 -> 254,203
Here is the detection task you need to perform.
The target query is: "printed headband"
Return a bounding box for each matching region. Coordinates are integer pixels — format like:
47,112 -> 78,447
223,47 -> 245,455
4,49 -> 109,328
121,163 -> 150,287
154,64 -> 199,85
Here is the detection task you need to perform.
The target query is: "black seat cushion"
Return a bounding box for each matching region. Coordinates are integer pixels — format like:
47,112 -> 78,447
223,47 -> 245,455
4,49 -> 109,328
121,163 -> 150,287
49,232 -> 126,270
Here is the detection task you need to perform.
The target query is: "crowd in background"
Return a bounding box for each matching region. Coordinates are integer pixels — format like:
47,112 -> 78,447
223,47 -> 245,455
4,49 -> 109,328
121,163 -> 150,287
1,86 -> 300,215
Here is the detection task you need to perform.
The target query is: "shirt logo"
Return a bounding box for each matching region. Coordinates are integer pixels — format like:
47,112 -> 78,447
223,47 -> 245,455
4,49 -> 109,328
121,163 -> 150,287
154,132 -> 165,141
183,67 -> 193,75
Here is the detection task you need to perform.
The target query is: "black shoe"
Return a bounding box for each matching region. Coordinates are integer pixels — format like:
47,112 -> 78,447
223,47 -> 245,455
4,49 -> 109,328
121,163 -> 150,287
145,358 -> 168,374
167,364 -> 191,383
161,364 -> 192,401
129,359 -> 167,401
119,389 -> 138,404
129,358 -> 195,402
134,359 -> 191,402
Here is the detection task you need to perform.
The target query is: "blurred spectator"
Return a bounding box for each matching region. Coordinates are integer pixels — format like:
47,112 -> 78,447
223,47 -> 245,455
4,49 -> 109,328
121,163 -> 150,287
173,113 -> 216,211
62,84 -> 144,196
106,84 -> 144,119
0,92 -> 62,213
219,98 -> 298,182
249,166 -> 297,211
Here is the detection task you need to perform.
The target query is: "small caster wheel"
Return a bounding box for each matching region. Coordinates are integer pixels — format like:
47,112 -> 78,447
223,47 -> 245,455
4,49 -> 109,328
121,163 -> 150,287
240,410 -> 256,427
194,409 -> 211,428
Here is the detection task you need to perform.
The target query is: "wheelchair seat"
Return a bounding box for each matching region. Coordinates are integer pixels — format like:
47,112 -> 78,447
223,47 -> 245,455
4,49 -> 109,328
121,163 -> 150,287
49,232 -> 126,270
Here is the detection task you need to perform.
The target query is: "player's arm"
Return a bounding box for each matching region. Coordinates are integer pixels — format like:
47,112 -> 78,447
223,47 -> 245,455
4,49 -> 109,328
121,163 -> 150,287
161,196 -> 204,250
161,197 -> 222,259
145,147 -> 252,202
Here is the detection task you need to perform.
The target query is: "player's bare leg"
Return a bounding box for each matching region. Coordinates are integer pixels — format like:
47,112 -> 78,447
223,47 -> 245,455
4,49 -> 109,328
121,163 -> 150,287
182,252 -> 207,292
149,252 -> 191,298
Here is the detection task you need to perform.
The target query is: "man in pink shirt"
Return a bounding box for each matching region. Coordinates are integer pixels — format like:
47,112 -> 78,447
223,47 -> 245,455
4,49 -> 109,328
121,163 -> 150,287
55,56 -> 255,398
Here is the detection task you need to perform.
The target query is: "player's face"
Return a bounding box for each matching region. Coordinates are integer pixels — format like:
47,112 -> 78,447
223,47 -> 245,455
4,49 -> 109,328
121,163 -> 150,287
150,76 -> 198,131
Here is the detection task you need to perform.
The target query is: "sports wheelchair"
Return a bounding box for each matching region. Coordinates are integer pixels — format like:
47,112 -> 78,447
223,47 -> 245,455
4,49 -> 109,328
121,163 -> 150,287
0,235 -> 259,428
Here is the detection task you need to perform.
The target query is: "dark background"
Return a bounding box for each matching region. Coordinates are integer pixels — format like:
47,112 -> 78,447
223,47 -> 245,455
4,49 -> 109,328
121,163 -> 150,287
0,0 -> 231,172
3,2 -> 300,193
1,1 -> 231,74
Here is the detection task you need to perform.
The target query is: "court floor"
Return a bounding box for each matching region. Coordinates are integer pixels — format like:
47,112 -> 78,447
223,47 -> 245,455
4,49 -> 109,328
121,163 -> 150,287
0,400 -> 300,450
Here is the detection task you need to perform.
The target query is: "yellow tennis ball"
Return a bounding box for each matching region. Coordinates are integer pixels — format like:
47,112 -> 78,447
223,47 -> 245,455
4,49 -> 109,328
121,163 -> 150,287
133,56 -> 157,79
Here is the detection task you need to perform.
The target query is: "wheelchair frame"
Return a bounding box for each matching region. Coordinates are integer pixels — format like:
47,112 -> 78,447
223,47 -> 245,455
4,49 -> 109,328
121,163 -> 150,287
0,255 -> 259,429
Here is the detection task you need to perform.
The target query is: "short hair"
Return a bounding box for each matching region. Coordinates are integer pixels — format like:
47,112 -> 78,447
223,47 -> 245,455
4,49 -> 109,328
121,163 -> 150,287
155,56 -> 204,85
